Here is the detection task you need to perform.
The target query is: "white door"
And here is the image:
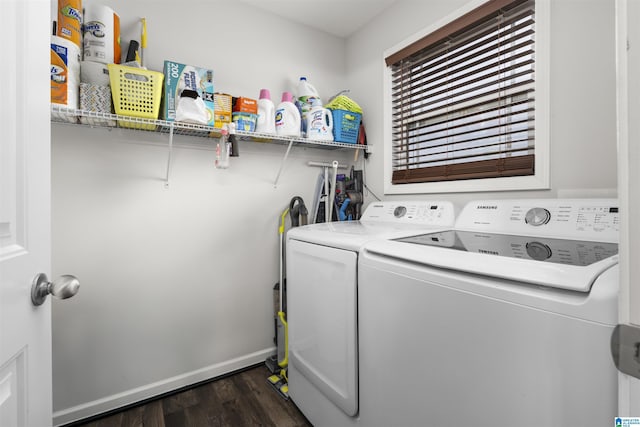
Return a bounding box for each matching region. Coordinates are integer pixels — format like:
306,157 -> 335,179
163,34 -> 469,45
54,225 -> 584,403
287,239 -> 358,417
0,0 -> 52,425
616,0 -> 640,416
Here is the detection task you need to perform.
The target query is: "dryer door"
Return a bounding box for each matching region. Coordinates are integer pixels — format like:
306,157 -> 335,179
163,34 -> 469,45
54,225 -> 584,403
287,239 -> 358,416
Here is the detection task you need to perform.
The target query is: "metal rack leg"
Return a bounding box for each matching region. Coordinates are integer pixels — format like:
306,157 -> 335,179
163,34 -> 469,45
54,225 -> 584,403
164,123 -> 174,189
273,139 -> 295,187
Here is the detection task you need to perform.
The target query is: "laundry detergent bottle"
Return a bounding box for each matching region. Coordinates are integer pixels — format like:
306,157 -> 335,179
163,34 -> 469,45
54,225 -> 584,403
306,98 -> 333,141
296,77 -> 320,135
255,88 -> 276,134
275,91 -> 301,137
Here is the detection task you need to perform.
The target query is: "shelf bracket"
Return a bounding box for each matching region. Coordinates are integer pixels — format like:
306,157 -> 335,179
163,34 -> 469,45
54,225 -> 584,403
273,139 -> 295,187
164,123 -> 174,189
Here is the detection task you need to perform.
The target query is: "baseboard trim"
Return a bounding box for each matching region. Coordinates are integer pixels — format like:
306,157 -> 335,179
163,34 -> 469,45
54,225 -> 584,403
53,347 -> 275,426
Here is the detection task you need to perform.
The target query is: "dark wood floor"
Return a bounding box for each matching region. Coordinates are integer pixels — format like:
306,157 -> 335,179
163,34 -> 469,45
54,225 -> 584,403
70,365 -> 312,427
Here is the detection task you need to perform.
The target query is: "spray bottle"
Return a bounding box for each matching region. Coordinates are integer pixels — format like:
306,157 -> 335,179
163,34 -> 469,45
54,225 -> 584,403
214,124 -> 230,169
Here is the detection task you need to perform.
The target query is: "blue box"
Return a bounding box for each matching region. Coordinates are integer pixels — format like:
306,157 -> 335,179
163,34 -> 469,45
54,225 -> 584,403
232,112 -> 258,132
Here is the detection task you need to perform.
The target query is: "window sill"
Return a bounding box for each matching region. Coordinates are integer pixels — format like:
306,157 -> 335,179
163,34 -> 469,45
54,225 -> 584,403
383,173 -> 550,195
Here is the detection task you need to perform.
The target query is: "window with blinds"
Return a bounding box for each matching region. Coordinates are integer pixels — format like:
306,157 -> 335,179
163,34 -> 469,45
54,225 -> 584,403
386,0 -> 535,185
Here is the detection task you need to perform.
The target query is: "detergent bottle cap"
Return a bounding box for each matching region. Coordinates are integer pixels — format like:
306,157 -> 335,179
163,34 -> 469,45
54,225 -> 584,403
259,89 -> 271,100
281,91 -> 294,103
311,98 -> 323,107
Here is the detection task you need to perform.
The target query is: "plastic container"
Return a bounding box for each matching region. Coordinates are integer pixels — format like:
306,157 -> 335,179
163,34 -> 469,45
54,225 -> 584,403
232,112 -> 258,132
306,99 -> 333,141
296,77 -> 320,134
275,91 -> 301,137
256,89 -> 276,134
108,63 -> 164,130
332,109 -> 362,144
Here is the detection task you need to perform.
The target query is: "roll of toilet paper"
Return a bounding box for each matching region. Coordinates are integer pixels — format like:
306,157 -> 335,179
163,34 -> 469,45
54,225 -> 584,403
51,35 -> 80,119
83,5 -> 121,64
80,61 -> 110,86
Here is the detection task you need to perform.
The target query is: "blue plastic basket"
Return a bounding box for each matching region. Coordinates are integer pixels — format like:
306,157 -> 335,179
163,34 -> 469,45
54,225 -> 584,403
332,109 -> 361,144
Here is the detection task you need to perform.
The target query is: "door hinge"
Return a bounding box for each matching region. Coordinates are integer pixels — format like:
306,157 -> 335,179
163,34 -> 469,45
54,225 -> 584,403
611,324 -> 640,379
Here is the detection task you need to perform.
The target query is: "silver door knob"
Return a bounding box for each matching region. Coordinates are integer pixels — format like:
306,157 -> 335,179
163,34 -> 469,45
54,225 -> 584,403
31,273 -> 80,306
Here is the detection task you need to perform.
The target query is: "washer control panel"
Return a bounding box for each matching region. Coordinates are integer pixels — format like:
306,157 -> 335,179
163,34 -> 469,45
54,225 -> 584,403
393,206 -> 407,218
361,201 -> 456,226
456,199 -> 619,242
525,207 -> 551,226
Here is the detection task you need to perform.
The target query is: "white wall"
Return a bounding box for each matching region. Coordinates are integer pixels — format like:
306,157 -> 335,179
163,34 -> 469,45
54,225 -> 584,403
346,0 -> 618,205
51,1 -> 353,424
52,0 -> 620,423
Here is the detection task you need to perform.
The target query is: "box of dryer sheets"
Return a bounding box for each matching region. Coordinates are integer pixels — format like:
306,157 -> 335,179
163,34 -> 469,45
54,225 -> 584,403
214,93 -> 232,128
162,60 -> 214,126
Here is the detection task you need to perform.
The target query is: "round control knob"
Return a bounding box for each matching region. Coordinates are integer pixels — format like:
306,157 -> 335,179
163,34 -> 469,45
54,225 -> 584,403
526,241 -> 552,261
525,208 -> 551,226
394,206 -> 407,218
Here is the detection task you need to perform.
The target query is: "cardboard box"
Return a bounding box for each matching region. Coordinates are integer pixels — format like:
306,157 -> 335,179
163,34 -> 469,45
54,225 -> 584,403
214,93 -> 232,128
233,96 -> 258,114
163,60 -> 214,126
232,112 -> 258,132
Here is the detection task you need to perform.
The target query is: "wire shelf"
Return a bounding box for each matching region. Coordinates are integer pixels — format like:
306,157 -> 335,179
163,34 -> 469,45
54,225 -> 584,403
51,105 -> 223,138
51,104 -> 366,187
50,105 -> 366,150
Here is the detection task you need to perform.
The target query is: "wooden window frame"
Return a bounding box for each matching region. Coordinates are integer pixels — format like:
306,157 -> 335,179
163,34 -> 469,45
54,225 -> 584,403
383,0 -> 550,195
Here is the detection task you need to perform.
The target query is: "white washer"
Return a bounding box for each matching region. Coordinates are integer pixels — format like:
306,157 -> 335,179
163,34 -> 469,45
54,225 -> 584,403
358,199 -> 619,427
286,201 -> 456,427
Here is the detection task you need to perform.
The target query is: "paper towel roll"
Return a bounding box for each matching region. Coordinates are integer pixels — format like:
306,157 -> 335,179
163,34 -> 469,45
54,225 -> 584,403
80,61 -> 110,86
51,35 -> 80,121
83,5 -> 121,64
56,0 -> 82,48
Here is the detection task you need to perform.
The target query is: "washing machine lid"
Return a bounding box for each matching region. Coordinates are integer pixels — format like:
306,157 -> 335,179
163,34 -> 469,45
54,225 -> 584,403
286,200 -> 457,251
366,237 -> 618,292
286,221 -> 448,251
364,232 -> 618,292
361,198 -> 621,292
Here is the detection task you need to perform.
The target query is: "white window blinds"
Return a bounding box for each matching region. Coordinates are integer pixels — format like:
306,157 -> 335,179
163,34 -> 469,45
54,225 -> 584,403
386,0 -> 535,184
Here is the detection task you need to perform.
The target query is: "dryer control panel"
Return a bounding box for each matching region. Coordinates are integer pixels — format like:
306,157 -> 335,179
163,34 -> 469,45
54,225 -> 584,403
455,199 -> 619,242
361,201 -> 456,227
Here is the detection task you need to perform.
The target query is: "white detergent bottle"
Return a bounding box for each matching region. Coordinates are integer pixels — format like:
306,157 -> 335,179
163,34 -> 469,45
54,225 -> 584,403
275,91 -> 301,137
255,88 -> 276,134
296,77 -> 320,135
306,98 -> 334,141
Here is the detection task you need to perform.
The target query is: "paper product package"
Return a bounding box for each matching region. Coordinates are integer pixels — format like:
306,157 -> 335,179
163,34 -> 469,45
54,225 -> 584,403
83,4 -> 121,64
79,83 -> 116,127
51,35 -> 80,123
162,61 -> 214,126
214,93 -> 232,128
56,0 -> 82,48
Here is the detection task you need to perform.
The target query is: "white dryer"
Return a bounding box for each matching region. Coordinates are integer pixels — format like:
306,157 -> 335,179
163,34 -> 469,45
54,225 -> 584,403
286,201 -> 456,427
358,199 -> 619,427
